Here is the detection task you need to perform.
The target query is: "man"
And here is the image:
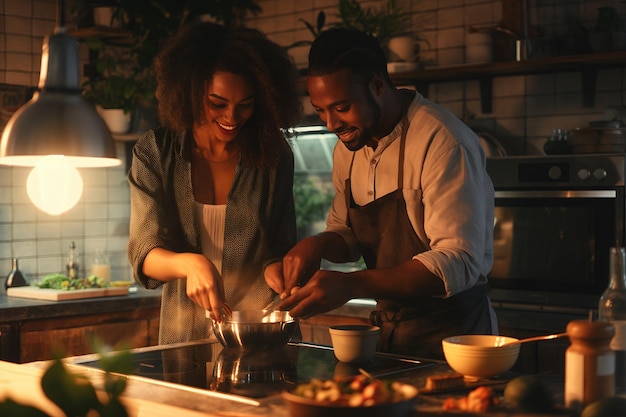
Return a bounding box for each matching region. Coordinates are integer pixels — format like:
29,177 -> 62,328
265,28 -> 497,359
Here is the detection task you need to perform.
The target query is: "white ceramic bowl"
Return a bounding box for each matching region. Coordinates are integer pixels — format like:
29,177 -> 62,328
442,334 -> 520,380
329,325 -> 380,363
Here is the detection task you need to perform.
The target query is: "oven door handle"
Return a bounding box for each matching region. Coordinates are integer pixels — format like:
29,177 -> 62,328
495,190 -> 617,198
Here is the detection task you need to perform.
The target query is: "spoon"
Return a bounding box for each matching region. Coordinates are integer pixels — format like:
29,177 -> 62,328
261,296 -> 281,319
500,332 -> 568,347
358,368 -> 377,381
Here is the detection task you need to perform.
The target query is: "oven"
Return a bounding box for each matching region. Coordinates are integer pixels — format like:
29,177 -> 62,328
486,154 -> 626,311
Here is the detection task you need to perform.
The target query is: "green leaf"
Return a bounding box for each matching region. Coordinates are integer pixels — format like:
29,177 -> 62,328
0,398 -> 49,417
98,399 -> 129,417
41,358 -> 101,417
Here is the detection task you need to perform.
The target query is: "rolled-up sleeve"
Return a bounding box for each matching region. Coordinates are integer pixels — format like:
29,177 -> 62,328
413,137 -> 494,297
322,92 -> 494,298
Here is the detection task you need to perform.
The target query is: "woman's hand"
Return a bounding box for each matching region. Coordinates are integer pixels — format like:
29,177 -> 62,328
143,249 -> 230,321
183,253 -> 228,321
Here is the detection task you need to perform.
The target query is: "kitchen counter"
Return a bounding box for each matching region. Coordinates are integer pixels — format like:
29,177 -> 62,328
18,340 -> 573,417
0,286 -> 162,362
0,286 -> 161,322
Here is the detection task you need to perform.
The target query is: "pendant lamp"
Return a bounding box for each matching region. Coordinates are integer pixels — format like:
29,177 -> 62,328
0,0 -> 121,215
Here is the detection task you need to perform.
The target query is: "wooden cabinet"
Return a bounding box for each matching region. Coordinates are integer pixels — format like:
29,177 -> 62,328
0,289 -> 161,363
17,307 -> 160,363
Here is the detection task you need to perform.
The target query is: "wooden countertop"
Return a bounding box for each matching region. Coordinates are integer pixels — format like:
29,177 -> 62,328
0,286 -> 161,323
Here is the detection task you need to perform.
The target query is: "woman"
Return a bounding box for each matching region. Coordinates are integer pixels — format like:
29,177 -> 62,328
127,22 -> 301,344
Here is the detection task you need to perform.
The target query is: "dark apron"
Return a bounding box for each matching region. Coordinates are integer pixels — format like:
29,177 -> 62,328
346,113 -> 493,360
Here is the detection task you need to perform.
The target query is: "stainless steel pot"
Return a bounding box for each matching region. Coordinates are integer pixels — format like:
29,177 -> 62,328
211,310 -> 297,348
210,346 -> 298,397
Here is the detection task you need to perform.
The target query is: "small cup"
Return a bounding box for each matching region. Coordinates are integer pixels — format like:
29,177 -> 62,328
329,325 -> 380,363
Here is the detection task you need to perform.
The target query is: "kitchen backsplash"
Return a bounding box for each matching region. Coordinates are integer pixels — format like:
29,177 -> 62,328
1,0 -> 626,283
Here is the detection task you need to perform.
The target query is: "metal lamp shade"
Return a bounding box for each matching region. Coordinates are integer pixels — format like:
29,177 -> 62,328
0,29 -> 120,168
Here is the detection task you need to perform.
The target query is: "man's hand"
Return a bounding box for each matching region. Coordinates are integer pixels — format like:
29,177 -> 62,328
275,269 -> 354,318
268,236 -> 324,299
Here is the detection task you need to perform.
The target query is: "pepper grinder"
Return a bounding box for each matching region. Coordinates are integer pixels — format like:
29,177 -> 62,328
5,258 -> 29,291
565,319 -> 615,412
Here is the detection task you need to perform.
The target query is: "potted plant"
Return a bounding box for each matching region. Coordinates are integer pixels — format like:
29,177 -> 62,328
81,37 -> 151,133
287,0 -> 426,66
333,0 -> 412,45
79,0 -> 262,134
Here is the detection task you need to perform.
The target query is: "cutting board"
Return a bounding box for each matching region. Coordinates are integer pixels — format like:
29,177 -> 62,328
6,285 -> 129,301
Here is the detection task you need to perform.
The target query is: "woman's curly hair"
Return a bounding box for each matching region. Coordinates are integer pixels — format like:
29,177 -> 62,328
154,22 -> 302,168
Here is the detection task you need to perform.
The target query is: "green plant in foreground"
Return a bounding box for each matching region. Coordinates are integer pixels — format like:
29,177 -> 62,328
0,348 -> 133,417
294,175 -> 333,232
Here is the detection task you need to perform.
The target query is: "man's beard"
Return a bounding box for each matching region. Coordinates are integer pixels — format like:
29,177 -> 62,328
342,92 -> 382,152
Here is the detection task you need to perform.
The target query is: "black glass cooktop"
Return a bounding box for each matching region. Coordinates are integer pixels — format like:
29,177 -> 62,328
76,341 -> 430,399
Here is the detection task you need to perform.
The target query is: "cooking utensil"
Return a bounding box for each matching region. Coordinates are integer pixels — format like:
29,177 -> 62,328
358,368 -> 376,381
211,310 -> 297,348
499,332 -> 568,346
260,296 -> 281,319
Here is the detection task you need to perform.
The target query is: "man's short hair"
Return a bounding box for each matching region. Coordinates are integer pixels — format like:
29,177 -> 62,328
308,28 -> 390,83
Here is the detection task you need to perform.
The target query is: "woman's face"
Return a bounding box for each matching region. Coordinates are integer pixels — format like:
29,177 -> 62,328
200,71 -> 255,142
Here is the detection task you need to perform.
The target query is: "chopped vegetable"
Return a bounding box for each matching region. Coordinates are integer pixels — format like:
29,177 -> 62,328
291,374 -> 416,407
442,386 -> 497,413
38,273 -> 110,290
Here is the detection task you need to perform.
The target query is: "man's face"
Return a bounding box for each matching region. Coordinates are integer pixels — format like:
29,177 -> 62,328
307,69 -> 381,151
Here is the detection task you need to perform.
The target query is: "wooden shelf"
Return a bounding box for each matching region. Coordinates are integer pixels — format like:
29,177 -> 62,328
68,26 -> 132,46
389,51 -> 626,113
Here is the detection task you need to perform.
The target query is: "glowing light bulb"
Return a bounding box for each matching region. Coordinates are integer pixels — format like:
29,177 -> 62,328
26,155 -> 83,215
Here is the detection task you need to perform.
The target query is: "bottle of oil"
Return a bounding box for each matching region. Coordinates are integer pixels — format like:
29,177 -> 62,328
66,241 -> 80,279
5,258 -> 28,290
599,246 -> 626,393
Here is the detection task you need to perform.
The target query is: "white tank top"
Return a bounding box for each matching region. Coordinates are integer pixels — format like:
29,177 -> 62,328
195,202 -> 226,274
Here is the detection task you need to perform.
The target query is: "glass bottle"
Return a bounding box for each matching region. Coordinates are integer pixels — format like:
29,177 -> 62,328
599,246 -> 626,393
5,258 -> 28,290
66,241 -> 80,279
91,249 -> 110,284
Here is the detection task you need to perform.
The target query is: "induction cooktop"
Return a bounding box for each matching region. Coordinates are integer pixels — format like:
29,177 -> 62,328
75,341 -> 430,399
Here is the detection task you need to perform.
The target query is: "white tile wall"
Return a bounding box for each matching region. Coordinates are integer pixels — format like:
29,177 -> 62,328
1,0 -> 626,282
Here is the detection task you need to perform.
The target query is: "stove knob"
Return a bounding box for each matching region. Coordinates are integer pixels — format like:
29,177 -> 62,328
578,168 -> 591,180
593,168 -> 607,180
548,166 -> 562,180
